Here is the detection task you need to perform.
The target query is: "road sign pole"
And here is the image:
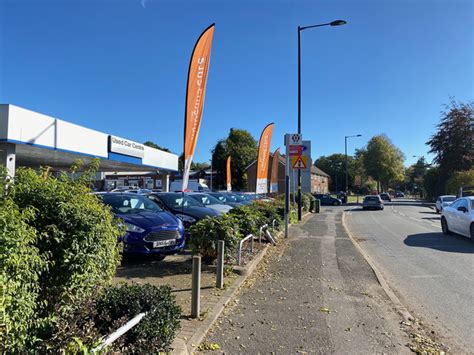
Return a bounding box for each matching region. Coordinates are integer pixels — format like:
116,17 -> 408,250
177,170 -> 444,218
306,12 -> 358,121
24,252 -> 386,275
285,135 -> 290,238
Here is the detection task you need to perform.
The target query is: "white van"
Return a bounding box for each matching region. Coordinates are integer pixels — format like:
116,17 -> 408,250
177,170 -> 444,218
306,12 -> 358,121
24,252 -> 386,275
169,179 -> 210,192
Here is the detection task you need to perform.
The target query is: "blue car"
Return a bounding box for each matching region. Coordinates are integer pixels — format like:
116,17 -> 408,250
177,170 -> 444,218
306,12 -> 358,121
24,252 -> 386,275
100,193 -> 185,258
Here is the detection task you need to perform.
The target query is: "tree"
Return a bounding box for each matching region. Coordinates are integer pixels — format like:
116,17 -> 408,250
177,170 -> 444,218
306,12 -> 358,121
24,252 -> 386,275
314,154 -> 355,192
211,129 -> 258,190
445,169 -> 474,195
143,141 -> 171,152
363,135 -> 405,192
426,100 -> 473,191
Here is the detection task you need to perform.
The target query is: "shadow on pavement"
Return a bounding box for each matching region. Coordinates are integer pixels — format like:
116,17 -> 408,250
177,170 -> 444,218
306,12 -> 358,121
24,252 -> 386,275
419,211 -> 438,215
404,233 -> 474,253
346,207 -> 384,212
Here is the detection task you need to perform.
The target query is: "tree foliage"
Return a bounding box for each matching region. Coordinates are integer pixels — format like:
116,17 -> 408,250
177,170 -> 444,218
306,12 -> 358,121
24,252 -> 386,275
314,153 -> 355,192
446,169 -> 474,195
363,135 -> 405,192
211,128 -> 258,190
427,100 -> 473,177
143,141 -> 171,152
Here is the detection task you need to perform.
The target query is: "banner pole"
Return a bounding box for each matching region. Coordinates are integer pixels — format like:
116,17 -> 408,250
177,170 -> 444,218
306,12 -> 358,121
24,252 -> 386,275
285,136 -> 290,238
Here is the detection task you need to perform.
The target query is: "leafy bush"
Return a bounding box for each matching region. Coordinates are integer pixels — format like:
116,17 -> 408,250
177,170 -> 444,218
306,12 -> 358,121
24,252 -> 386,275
446,169 -> 474,195
228,206 -> 265,236
188,214 -> 242,263
251,200 -> 283,228
44,283 -> 181,353
0,181 -> 45,352
1,160 -> 124,350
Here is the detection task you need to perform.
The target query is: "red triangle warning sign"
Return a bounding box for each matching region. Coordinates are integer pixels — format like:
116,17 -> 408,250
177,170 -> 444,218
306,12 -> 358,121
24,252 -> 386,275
292,155 -> 307,169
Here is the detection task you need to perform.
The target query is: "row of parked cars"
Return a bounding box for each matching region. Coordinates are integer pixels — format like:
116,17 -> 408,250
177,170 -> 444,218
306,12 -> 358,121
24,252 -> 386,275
96,190 -> 261,259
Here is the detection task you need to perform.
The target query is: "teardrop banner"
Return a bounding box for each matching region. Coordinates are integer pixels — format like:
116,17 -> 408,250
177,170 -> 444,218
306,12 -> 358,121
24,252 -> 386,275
226,156 -> 232,191
270,147 -> 280,193
183,23 -> 215,191
256,122 -> 274,194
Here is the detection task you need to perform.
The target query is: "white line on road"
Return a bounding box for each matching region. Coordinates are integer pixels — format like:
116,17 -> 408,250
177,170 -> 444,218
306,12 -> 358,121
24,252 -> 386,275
409,275 -> 443,279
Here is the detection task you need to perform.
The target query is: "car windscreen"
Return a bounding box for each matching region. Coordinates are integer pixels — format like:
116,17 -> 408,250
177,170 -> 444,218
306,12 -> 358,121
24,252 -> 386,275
191,194 -> 222,205
443,196 -> 456,202
210,193 -> 227,202
364,196 -> 380,201
224,193 -> 238,202
101,194 -> 162,214
158,194 -> 203,209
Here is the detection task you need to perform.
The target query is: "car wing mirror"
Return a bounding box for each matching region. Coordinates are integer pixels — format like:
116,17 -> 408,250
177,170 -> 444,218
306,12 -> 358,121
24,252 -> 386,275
457,206 -> 467,213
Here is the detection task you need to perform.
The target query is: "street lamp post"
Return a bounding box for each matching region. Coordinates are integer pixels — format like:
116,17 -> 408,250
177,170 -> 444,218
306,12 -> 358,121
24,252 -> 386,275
297,19 -> 346,220
344,134 -> 362,196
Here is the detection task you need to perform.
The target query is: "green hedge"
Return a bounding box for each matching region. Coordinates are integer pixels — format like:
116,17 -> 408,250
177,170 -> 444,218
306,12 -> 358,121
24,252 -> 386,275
1,161 -> 124,351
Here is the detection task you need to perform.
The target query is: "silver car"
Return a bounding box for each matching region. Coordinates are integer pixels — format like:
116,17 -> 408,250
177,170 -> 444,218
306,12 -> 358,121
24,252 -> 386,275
441,197 -> 474,239
188,193 -> 233,214
435,195 -> 456,213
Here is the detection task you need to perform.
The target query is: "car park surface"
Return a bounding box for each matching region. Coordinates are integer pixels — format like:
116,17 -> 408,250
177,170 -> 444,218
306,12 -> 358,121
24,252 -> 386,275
441,196 -> 474,239
99,193 -> 185,257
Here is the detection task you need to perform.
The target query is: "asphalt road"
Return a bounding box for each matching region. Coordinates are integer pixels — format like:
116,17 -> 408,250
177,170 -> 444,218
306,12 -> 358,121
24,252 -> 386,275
203,209 -> 412,354
345,199 -> 474,352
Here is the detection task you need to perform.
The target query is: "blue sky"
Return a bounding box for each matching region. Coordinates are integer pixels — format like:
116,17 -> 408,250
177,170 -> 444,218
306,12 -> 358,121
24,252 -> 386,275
0,0 -> 472,167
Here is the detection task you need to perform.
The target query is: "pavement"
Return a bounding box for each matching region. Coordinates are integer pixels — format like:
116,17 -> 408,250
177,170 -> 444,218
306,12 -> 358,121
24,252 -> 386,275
345,199 -> 474,352
202,208 -> 416,354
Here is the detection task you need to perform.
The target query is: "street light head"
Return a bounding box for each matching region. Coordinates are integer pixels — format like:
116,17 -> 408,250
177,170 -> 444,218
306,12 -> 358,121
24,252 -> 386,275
330,20 -> 347,26
356,134 -> 362,137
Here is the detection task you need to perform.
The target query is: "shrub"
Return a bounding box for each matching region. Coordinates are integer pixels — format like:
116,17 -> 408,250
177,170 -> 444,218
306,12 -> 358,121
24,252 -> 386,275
0,186 -> 45,351
251,200 -> 283,228
228,206 -> 264,236
2,160 -> 124,349
188,214 -> 242,263
446,169 -> 474,195
43,283 -> 181,353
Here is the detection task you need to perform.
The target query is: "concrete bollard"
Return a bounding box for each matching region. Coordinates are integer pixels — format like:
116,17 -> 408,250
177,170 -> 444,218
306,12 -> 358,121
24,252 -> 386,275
191,255 -> 201,318
216,240 -> 224,289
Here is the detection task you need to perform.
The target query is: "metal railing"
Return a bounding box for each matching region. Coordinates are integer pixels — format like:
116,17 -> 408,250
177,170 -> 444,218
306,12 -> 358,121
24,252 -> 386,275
237,233 -> 254,266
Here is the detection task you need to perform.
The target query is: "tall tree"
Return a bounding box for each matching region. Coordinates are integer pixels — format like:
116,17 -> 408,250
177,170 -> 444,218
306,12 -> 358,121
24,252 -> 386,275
314,154 -> 355,192
211,129 -> 258,190
426,100 -> 473,186
363,135 -> 405,192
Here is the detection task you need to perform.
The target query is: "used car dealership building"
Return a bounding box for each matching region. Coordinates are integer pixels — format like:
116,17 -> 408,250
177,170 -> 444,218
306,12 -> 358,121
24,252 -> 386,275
0,104 -> 179,189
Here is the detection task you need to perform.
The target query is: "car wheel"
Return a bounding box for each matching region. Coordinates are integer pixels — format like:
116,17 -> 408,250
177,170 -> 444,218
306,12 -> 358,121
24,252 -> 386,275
435,208 -> 439,214
441,217 -> 450,235
333,201 -> 339,206
380,206 -> 384,210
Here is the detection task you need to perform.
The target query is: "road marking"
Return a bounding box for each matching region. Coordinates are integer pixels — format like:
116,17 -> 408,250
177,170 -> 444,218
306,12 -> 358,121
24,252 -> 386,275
399,212 -> 406,216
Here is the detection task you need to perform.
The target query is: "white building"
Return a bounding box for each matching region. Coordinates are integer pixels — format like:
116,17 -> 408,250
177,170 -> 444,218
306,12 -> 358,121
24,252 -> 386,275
0,104 -> 178,189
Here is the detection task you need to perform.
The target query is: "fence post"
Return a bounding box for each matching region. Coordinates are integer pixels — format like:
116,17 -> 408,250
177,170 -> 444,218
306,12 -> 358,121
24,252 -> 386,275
191,255 -> 201,318
216,240 -> 224,289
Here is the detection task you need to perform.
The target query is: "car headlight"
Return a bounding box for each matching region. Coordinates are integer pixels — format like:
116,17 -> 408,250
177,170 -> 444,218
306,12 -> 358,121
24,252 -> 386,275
175,214 -> 196,224
176,217 -> 184,229
125,223 -> 145,233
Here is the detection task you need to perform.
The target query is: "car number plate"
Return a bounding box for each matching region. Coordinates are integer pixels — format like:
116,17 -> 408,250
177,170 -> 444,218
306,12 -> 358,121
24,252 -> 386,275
153,240 -> 176,248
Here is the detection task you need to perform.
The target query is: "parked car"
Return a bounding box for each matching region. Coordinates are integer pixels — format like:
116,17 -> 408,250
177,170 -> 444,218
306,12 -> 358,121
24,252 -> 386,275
99,193 -> 185,258
441,196 -> 474,239
224,192 -> 253,206
313,194 -> 342,206
395,191 -> 405,198
169,179 -> 209,192
188,192 -> 233,213
435,195 -> 456,213
380,193 -> 391,202
362,195 -> 384,210
208,192 -> 244,207
146,192 -> 219,229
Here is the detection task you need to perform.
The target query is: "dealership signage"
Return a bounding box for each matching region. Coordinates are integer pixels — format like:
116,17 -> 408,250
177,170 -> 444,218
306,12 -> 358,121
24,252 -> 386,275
108,135 -> 145,158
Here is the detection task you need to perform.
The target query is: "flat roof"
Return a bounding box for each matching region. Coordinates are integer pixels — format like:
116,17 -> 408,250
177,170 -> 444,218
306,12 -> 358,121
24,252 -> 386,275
0,104 -> 178,172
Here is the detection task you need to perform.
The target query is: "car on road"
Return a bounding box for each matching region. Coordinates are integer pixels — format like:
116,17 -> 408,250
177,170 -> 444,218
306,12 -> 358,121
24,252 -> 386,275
362,195 -> 384,210
441,196 -> 474,239
395,191 -> 405,198
146,192 -> 220,229
188,192 -> 233,213
313,194 -> 342,206
435,195 -> 456,213
99,193 -> 185,258
380,193 -> 391,202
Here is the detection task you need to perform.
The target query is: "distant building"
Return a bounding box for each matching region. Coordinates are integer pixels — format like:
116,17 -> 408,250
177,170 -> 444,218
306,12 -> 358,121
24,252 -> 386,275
244,153 -> 329,194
